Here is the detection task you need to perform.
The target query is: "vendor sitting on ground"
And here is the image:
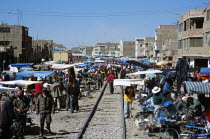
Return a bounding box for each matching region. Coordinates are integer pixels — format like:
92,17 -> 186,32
186,97 -> 205,117
146,86 -> 165,110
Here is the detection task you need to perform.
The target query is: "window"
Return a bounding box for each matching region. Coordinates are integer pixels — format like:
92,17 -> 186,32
0,41 -> 10,46
207,10 -> 210,21
189,38 -> 203,47
184,39 -> 189,50
0,27 -> 10,33
206,32 -> 210,46
178,40 -> 182,49
178,23 -> 183,32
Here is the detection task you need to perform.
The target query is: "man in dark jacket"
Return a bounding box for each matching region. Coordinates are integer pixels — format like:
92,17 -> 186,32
36,88 -> 54,137
120,68 -> 126,79
0,91 -> 16,139
145,78 -> 157,94
13,90 -> 30,138
67,79 -> 80,113
176,57 -> 189,95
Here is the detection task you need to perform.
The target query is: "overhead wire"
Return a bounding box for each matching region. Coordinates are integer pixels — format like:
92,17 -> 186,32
0,5 -> 205,18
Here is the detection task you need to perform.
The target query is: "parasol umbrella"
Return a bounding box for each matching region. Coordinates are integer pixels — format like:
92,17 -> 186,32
156,60 -> 170,66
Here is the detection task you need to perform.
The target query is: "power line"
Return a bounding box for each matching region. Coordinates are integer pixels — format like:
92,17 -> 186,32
0,5 -> 205,18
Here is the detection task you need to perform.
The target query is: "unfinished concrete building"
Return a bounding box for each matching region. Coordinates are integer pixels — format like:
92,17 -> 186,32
93,42 -> 119,57
0,23 -> 33,69
155,25 -> 178,62
120,41 -> 135,58
178,8 -> 210,67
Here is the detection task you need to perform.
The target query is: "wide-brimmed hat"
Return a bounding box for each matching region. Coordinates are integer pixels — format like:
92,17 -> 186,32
152,86 -> 161,94
37,77 -> 42,81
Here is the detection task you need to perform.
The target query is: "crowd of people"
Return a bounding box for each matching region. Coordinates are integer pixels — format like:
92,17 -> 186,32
0,57 -> 210,138
0,63 -> 138,138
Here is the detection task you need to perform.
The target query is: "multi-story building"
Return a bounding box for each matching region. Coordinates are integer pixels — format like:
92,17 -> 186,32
119,41 -> 135,58
143,37 -> 155,60
178,8 -> 210,67
155,25 -> 178,62
0,23 -> 33,69
135,39 -> 144,58
84,46 -> 94,56
93,42 -> 119,57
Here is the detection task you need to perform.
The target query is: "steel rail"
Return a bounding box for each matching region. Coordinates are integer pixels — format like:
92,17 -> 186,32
76,82 -> 107,139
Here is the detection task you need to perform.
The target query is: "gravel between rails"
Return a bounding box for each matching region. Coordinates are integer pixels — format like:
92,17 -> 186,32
24,89 -> 102,139
24,85 -> 153,139
82,86 -> 123,139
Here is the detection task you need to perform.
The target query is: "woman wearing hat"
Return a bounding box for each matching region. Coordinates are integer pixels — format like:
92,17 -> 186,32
146,86 -> 165,110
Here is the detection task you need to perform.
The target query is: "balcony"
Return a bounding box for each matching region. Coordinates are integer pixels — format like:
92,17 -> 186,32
182,29 -> 203,38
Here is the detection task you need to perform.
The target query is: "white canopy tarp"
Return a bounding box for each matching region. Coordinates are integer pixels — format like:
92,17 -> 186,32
44,61 -> 59,65
0,87 -> 16,91
52,64 -> 75,70
127,70 -> 163,76
0,80 -> 39,86
114,79 -> 143,86
95,60 -> 105,63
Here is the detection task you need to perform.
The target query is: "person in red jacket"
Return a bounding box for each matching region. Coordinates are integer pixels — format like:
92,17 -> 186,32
35,77 -> 43,97
107,71 -> 115,94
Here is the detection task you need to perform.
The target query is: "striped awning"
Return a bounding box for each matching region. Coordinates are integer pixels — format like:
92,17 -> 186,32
183,81 -> 210,95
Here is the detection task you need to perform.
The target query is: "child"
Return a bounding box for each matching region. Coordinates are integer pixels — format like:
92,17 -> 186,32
124,86 -> 135,118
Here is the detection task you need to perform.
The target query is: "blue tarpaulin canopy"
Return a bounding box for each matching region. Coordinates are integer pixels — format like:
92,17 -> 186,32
10,63 -> 34,68
200,68 -> 210,75
77,63 -> 93,69
119,60 -> 129,65
16,70 -> 56,80
141,58 -> 149,61
92,63 -> 107,67
83,59 -> 95,63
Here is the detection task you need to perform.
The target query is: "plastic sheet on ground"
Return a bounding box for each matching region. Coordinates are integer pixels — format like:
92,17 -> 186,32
114,79 -> 143,86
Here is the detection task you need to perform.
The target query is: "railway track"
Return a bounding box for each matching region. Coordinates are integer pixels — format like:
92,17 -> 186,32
77,83 -> 126,139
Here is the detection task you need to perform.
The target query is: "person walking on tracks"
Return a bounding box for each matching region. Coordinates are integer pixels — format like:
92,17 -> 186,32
36,88 -> 55,137
13,90 -> 30,138
97,70 -> 103,89
107,71 -> 115,94
71,79 -> 80,113
124,86 -> 135,118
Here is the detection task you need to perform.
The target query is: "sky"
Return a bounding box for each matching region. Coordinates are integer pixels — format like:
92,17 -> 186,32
0,0 -> 209,48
